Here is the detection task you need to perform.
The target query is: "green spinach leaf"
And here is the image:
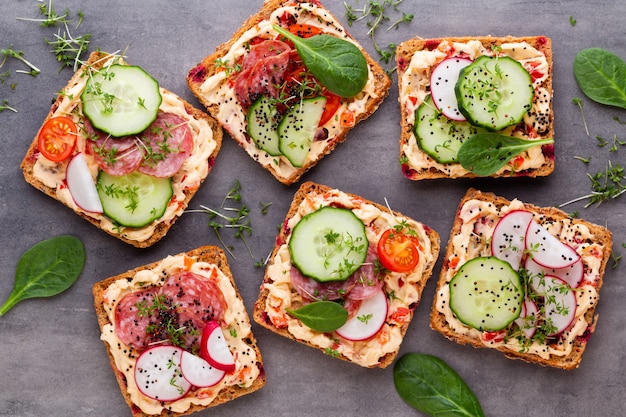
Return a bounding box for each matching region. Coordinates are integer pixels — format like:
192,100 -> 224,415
286,300 -> 348,332
0,235 -> 85,315
457,133 -> 553,176
573,48 -> 626,109
394,353 -> 485,417
273,25 -> 368,98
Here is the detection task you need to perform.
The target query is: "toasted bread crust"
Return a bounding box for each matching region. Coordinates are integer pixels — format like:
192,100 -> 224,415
21,51 -> 223,248
92,245 -> 265,417
186,0 -> 391,185
253,181 -> 440,368
430,188 -> 612,370
396,36 -> 554,180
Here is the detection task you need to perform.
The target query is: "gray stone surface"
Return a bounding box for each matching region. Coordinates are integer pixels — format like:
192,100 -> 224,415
1,1 -> 625,416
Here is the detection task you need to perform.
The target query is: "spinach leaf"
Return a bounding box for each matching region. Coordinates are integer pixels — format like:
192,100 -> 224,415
573,48 -> 626,109
286,300 -> 348,332
273,25 -> 368,98
457,133 -> 553,176
394,353 -> 485,417
0,235 -> 85,315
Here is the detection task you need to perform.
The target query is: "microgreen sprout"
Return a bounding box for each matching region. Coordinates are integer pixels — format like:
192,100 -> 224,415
572,97 -> 589,136
0,46 -> 41,76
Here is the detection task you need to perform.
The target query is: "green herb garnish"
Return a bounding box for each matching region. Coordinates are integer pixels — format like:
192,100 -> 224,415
286,301 -> 348,332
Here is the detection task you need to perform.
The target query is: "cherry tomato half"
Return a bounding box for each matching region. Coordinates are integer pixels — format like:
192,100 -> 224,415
37,116 -> 78,162
377,229 -> 420,273
319,91 -> 341,127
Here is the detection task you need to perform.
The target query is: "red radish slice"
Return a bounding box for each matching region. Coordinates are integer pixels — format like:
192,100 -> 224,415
65,153 -> 103,213
543,276 -> 577,336
515,298 -> 538,339
180,351 -> 225,388
200,321 -> 236,372
134,346 -> 191,402
525,220 -> 580,269
491,210 -> 533,270
524,256 -> 584,289
335,289 -> 388,341
430,57 -> 473,121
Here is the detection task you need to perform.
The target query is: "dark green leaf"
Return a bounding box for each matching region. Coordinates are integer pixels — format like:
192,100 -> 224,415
393,353 -> 485,417
0,235 -> 85,315
273,25 -> 368,98
573,48 -> 626,109
286,300 -> 348,332
457,133 -> 553,176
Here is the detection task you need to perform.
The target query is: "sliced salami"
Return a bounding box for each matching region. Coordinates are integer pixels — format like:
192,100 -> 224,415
290,265 -> 359,301
345,246 -> 383,301
159,271 -> 226,323
137,113 -> 193,178
234,39 -> 291,109
84,118 -> 143,176
114,288 -> 160,351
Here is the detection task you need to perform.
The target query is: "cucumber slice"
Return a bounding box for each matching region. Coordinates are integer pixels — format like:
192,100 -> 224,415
449,256 -> 523,331
289,206 -> 368,283
455,56 -> 534,131
414,95 -> 488,163
278,96 -> 326,167
96,171 -> 173,228
246,96 -> 282,156
81,64 -> 162,137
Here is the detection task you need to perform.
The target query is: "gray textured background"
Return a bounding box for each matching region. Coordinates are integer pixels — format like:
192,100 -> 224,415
1,1 -> 625,416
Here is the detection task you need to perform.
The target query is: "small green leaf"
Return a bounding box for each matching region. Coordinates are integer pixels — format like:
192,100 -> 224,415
457,133 -> 553,176
286,300 -> 348,332
0,235 -> 85,315
394,353 -> 485,417
273,25 -> 368,98
573,48 -> 626,109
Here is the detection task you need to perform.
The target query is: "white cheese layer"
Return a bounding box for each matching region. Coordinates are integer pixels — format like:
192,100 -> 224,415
399,39 -> 551,177
262,188 -> 436,367
99,253 -> 260,415
197,3 -> 379,180
435,198 -> 604,360
31,56 -> 218,243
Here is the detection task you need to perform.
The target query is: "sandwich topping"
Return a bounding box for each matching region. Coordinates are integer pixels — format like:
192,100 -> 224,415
399,38 -> 552,177
260,187 -> 437,367
99,253 -> 261,415
194,1 -> 380,179
435,197 -> 606,360
29,54 -> 218,243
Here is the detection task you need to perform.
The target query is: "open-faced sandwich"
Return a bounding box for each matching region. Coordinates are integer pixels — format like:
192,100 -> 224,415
253,181 -> 440,368
186,0 -> 391,185
21,51 -> 222,248
92,245 -> 265,416
431,188 -> 612,369
396,36 -> 554,180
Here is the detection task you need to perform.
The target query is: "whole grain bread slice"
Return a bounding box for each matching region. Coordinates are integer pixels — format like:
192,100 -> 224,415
396,36 -> 554,180
92,245 -> 265,417
186,0 -> 391,185
253,181 -> 440,368
430,188 -> 612,370
21,51 -> 223,248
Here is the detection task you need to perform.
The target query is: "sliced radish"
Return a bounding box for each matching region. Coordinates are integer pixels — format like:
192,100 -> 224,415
335,289 -> 388,341
430,57 -> 473,121
525,220 -> 580,269
491,210 -> 534,270
524,256 -> 584,289
514,298 -> 538,339
542,276 -> 577,336
200,321 -> 236,373
134,345 -> 191,402
65,153 -> 103,213
180,350 -> 225,388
